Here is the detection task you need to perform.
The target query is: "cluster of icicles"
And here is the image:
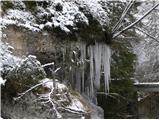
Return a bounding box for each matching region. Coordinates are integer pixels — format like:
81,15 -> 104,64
77,42 -> 111,98
59,41 -> 111,100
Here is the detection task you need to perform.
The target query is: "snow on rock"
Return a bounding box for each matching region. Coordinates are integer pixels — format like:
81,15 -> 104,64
45,0 -> 89,32
0,41 -> 21,77
1,9 -> 40,32
0,76 -> 6,85
6,54 -> 46,82
41,78 -> 66,90
0,41 -> 21,85
66,97 -> 84,112
1,0 -> 109,32
0,40 -> 46,86
76,0 -> 109,26
40,78 -> 88,116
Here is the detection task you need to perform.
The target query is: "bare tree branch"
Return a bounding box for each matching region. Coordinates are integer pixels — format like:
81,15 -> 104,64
112,0 -> 134,33
112,4 -> 159,39
134,26 -> 159,42
42,62 -> 54,68
13,81 -> 49,100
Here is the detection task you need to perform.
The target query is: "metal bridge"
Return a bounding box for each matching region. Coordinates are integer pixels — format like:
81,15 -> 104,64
134,82 -> 159,92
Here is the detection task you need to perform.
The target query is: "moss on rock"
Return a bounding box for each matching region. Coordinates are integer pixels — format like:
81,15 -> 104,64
2,55 -> 46,98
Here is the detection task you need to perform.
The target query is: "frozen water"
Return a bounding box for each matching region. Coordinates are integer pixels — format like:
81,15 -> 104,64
82,42 -> 111,98
102,44 -> 111,93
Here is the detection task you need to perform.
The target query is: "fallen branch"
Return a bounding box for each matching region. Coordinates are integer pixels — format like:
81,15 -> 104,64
42,62 -> 54,68
112,4 -> 159,39
54,67 -> 61,73
46,84 -> 62,118
13,80 -> 50,101
57,106 -> 86,114
31,80 -> 62,118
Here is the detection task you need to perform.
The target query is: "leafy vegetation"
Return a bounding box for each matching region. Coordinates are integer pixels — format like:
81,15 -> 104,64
111,40 -> 136,80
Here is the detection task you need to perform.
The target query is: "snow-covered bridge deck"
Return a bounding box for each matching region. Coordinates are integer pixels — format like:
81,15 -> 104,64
134,82 -> 159,92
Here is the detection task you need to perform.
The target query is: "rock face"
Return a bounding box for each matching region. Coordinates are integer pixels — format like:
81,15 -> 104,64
2,25 -> 110,101
2,55 -> 46,98
1,79 -> 92,119
1,26 -> 105,119
1,1 -> 109,116
2,26 -> 56,59
6,55 -> 46,82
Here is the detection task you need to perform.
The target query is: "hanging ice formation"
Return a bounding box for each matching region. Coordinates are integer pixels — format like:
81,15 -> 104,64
77,42 -> 111,98
59,41 -> 111,99
87,42 -> 111,95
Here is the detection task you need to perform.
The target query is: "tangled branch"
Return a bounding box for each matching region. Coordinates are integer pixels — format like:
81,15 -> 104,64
113,4 -> 159,39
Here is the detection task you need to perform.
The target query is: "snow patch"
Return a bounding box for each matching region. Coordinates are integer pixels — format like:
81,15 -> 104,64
41,78 -> 66,90
42,78 -> 85,112
1,9 -> 40,31
77,0 -> 109,26
0,41 -> 21,74
67,98 -> 84,112
0,76 -> 6,85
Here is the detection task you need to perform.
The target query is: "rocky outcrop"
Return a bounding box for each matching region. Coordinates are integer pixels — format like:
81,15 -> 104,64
2,24 -> 110,98
2,26 -> 56,58
1,1 -> 110,118
0,44 -> 103,119
1,78 -> 92,119
6,55 -> 46,82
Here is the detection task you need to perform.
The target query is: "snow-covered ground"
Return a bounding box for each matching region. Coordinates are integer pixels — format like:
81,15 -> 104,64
41,78 -> 86,112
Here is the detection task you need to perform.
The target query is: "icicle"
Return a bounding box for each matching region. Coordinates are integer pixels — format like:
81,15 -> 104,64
102,44 -> 111,93
68,41 -> 111,99
75,67 -> 81,92
89,45 -> 94,98
80,42 -> 86,93
94,42 -> 102,89
88,42 -> 111,97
